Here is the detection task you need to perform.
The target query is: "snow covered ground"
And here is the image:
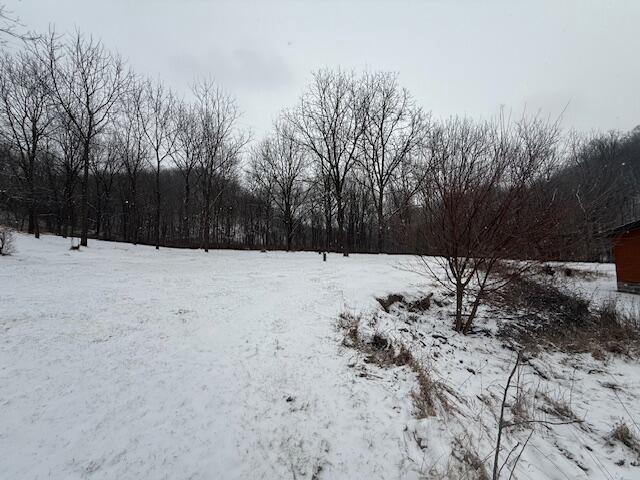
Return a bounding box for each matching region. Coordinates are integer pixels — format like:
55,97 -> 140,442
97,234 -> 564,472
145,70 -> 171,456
1,234 -> 639,479
340,261 -> 640,479
1,234 -> 429,479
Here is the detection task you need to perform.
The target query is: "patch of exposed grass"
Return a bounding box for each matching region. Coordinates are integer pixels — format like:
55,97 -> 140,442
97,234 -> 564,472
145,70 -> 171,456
510,385 -> 532,427
338,310 -> 452,418
411,361 -> 441,417
338,311 -> 410,367
375,294 -> 404,313
375,292 -> 434,314
537,264 -> 604,280
450,436 -> 490,480
338,311 -> 360,347
610,422 -> 640,457
540,392 -> 578,422
405,293 -> 434,313
491,276 -> 640,358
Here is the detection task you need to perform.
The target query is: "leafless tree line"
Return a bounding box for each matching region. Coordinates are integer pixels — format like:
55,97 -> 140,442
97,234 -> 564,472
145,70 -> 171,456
0,28 -> 637,260
0,30 -> 247,252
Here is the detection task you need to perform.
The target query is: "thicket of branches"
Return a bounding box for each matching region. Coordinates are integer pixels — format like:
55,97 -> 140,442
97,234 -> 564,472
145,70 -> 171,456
0,28 -> 638,259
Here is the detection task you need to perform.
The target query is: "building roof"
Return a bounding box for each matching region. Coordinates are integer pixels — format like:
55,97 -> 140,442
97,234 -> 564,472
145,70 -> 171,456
605,219 -> 640,237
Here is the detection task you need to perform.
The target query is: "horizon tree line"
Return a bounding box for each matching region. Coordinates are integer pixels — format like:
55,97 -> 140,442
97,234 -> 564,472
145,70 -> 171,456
0,28 -> 639,261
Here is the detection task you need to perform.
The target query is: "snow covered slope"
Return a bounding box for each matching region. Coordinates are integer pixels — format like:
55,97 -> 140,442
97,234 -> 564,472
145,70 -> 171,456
0,234 -> 429,479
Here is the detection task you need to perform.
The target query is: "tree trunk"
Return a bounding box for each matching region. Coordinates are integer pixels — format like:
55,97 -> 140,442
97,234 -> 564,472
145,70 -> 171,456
376,200 -> 384,254
95,191 -> 102,239
155,160 -> 160,250
323,179 -> 332,252
203,208 -> 210,253
454,281 -> 464,332
463,297 -> 482,335
336,198 -> 348,257
463,271 -> 490,334
286,221 -> 292,252
27,171 -> 38,237
182,177 -> 191,245
285,203 -> 292,252
122,201 -> 128,241
34,210 -> 40,239
128,173 -> 139,245
80,146 -> 90,247
28,205 -> 40,239
203,182 -> 211,253
28,204 -> 35,235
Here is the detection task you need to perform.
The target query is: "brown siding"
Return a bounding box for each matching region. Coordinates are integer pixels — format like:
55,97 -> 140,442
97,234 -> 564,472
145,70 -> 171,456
613,229 -> 640,285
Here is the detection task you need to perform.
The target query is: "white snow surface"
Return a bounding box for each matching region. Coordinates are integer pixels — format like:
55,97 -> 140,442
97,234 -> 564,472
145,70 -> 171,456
1,234 -> 427,479
2,234 -> 640,479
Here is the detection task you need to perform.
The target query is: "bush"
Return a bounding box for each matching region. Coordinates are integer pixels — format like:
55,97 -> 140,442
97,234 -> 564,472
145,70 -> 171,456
0,226 -> 15,256
492,275 -> 640,357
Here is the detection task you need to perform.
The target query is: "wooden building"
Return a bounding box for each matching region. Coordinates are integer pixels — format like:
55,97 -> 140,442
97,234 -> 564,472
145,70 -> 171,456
609,220 -> 640,294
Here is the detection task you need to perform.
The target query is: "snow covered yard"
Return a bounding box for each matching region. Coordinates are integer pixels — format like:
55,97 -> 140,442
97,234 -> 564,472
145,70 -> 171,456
2,234 -> 640,480
0,234 -> 429,479
340,261 -> 640,479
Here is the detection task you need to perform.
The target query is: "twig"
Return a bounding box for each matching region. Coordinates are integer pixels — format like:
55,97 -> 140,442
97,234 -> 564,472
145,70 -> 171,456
507,430 -> 534,480
492,351 -> 521,480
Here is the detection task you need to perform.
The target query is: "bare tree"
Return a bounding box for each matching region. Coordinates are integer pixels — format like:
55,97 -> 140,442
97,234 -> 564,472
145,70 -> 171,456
192,79 -> 247,252
50,113 -> 83,237
290,69 -> 365,256
306,158 -> 334,252
557,131 -> 626,259
388,153 -> 424,249
115,81 -> 147,244
37,30 -> 129,246
174,101 -> 202,244
0,49 -> 54,238
249,120 -> 309,251
0,5 -> 37,44
420,114 -> 561,333
92,132 -> 121,239
139,79 -> 178,249
359,72 -> 427,253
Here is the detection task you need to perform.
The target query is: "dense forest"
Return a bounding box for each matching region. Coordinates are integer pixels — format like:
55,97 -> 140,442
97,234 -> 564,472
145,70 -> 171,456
0,30 -> 638,260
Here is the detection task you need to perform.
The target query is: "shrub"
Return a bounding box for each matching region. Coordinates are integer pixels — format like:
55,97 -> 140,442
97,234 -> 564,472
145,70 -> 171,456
493,276 -> 640,357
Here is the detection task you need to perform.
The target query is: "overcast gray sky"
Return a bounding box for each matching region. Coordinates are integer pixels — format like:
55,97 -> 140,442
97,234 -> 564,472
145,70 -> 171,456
8,0 -> 640,137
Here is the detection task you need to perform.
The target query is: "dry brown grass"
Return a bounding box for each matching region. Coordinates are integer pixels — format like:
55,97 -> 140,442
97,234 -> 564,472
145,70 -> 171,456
537,264 -> 604,280
375,294 -> 405,313
375,292 -> 434,314
510,386 -> 532,427
491,276 -> 640,358
450,436 -> 490,480
405,293 -> 434,313
337,310 -> 452,418
411,361 -> 440,417
610,422 -> 640,457
540,392 -> 578,422
338,311 -> 412,367
337,311 -> 360,347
